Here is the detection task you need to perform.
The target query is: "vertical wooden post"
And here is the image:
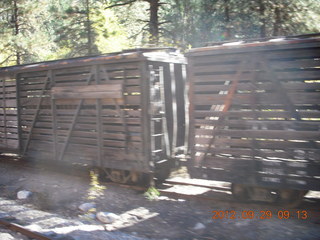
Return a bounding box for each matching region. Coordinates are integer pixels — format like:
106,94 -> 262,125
187,57 -> 196,169
2,77 -> 8,147
181,64 -> 189,155
15,73 -> 23,153
95,65 -> 104,167
122,68 -> 129,153
52,97 -> 58,162
51,69 -> 59,162
159,66 -> 170,158
169,63 -> 178,156
140,61 -> 151,171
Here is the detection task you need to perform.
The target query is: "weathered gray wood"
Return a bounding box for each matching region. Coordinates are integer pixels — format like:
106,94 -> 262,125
1,49 -> 186,178
20,95 -> 140,105
194,82 -> 320,92
188,37 -> 320,189
54,68 -> 95,161
51,83 -> 122,99
22,71 -> 51,155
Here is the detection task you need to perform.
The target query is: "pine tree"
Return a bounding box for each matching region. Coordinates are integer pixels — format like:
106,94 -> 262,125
51,0 -> 100,57
0,0 -> 56,66
105,0 -> 164,45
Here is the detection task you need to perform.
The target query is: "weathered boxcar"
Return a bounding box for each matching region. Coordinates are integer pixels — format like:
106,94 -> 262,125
187,36 -> 320,204
0,48 -> 187,183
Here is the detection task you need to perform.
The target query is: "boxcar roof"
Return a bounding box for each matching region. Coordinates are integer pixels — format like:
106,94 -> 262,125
187,33 -> 320,56
0,48 -> 185,76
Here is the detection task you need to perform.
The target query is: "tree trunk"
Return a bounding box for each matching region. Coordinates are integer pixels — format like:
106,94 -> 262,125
273,5 -> 281,36
258,0 -> 266,38
85,0 -> 92,55
223,0 -> 231,40
106,0 -> 160,45
13,0 -> 20,64
147,0 -> 159,45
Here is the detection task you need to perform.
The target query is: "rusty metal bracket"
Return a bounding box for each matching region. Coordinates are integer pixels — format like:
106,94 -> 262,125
195,58 -> 249,166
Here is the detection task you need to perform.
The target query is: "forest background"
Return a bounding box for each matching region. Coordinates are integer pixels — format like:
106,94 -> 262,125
0,0 -> 319,67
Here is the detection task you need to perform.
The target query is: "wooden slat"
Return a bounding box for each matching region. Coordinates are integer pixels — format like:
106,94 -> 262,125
19,71 -> 47,78
0,86 -> 17,92
20,108 -> 141,117
195,128 -> 320,140
20,96 -> 140,105
201,156 -> 319,177
192,58 -> 320,73
26,120 -> 141,132
52,78 -> 141,86
51,83 -> 122,99
0,139 -> 19,148
0,80 -> 16,87
24,115 -> 141,124
194,110 -> 320,119
211,137 -> 319,149
195,119 -> 320,130
188,39 -> 320,190
194,82 -> 320,92
189,42 -> 320,57
0,99 -> 16,107
195,145 -> 319,159
193,92 -> 320,105
193,70 -> 320,83
191,48 -> 319,66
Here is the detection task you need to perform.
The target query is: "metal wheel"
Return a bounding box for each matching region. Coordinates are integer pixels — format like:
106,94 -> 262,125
231,184 -> 249,201
103,168 -> 152,186
136,173 -> 153,187
103,169 -> 131,184
276,189 -> 308,208
155,162 -> 171,183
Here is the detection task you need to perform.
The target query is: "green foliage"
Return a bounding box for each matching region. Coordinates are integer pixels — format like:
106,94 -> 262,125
50,0 -> 100,57
0,0 -> 56,66
0,0 -> 319,66
87,170 -> 106,200
93,7 -> 133,52
161,0 -> 320,48
144,187 -> 160,201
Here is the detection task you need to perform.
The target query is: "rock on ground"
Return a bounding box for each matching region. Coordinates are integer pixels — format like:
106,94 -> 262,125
96,212 -> 120,224
17,190 -> 32,200
0,197 -> 150,240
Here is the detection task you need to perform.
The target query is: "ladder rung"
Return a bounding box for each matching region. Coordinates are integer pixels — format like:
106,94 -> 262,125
152,134 -> 163,137
152,149 -> 162,153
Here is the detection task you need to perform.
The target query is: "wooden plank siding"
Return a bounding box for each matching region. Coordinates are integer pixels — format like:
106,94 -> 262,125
0,50 -> 187,175
187,36 -> 320,190
17,61 -> 148,171
0,76 -> 19,152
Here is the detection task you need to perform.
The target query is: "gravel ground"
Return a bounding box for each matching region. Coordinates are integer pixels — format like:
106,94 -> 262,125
0,199 -> 150,240
0,157 -> 320,240
0,227 -> 29,240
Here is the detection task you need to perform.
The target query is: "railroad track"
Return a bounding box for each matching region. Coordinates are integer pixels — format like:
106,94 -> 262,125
0,218 -> 52,240
1,154 -> 320,240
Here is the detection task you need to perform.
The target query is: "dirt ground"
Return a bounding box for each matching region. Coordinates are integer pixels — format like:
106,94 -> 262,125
0,156 -> 320,240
